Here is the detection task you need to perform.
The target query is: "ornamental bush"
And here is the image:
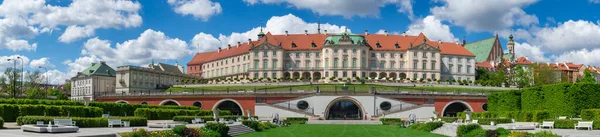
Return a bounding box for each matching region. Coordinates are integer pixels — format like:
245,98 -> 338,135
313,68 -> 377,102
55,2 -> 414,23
0,98 -> 83,106
407,122 -> 444,132
282,117 -> 308,124
16,116 -> 147,127
0,117 -> 4,128
460,111 -> 550,122
89,102 -> 197,116
581,109 -> 600,121
379,118 -> 404,125
205,122 -> 229,137
474,118 -> 512,125
441,117 -> 460,123
242,120 -> 262,131
457,124 -> 481,137
0,104 -> 103,122
173,116 -> 215,123
134,108 -> 230,120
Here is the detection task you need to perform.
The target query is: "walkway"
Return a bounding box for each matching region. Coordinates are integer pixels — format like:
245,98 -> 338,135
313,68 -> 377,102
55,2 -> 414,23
431,123 -> 600,137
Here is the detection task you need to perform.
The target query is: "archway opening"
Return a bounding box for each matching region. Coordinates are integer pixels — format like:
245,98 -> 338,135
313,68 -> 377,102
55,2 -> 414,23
216,101 -> 243,116
327,100 -> 362,120
193,101 -> 202,109
443,102 -> 470,117
162,101 -> 179,106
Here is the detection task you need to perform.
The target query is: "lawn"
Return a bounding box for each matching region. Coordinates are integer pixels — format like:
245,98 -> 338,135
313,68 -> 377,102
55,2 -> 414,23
168,84 -> 506,93
237,124 -> 447,137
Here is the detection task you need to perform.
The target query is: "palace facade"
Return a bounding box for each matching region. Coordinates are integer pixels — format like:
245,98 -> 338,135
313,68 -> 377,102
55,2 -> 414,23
187,30 -> 477,82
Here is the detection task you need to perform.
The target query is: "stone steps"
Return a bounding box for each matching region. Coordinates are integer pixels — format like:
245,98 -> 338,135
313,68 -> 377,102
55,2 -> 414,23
228,124 -> 255,136
431,123 -> 457,137
306,120 -> 382,125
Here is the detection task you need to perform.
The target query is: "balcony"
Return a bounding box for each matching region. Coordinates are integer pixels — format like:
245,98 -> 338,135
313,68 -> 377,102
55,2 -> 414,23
248,67 -> 283,71
283,67 -> 323,71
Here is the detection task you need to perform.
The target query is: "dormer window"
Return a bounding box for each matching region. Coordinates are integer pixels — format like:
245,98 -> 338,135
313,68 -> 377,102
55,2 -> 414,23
292,41 -> 297,48
395,42 -> 400,49
311,41 -> 316,48
376,41 -> 381,48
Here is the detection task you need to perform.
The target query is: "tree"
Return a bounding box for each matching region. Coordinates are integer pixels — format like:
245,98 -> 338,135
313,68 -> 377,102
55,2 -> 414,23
3,68 -> 22,98
515,65 -> 532,88
581,69 -> 597,83
531,63 -> 557,86
48,88 -> 69,100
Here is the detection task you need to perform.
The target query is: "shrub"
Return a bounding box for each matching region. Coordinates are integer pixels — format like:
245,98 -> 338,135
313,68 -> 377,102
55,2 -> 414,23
495,128 -> 510,136
134,108 -> 229,120
485,130 -> 499,137
195,127 -> 221,137
441,117 -> 459,123
533,131 -> 559,137
487,90 -> 521,111
457,124 -> 481,137
408,122 -> 444,132
462,128 -> 486,137
172,125 -> 186,135
379,118 -> 403,125
474,118 -> 512,125
282,117 -> 308,124
16,116 -> 147,127
173,116 -> 215,123
0,117 -> 3,128
205,122 -> 229,137
581,109 -> 600,121
465,111 -> 551,122
553,120 -> 578,129
0,98 -> 84,106
89,102 -> 197,117
0,104 -> 103,122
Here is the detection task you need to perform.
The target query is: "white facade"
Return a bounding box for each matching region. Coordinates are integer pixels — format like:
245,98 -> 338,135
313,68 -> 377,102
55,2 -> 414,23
71,76 -> 115,101
116,64 -> 196,93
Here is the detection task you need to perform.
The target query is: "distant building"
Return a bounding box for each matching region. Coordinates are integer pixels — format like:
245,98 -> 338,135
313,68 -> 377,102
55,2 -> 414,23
70,61 -> 116,101
115,62 -> 194,93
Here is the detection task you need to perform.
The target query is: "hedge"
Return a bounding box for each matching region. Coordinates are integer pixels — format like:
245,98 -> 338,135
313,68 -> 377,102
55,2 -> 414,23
487,90 -> 521,111
551,120 -> 600,129
16,116 -> 147,127
581,109 -> 600,121
457,124 -> 481,137
205,122 -> 229,137
407,122 -> 444,132
0,104 -> 103,122
474,118 -> 512,125
0,117 -> 3,128
380,118 -> 404,125
457,111 -> 551,122
134,108 -> 231,120
242,120 -> 262,131
441,117 -> 460,123
172,116 -> 257,123
282,117 -> 308,124
89,102 -> 197,117
0,98 -> 84,106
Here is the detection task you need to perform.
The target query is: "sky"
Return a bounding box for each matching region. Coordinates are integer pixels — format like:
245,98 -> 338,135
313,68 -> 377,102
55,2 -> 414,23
1,0 -> 600,84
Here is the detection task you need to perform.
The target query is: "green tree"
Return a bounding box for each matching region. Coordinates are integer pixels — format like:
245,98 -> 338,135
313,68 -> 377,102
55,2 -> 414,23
515,65 -> 532,88
531,63 -> 557,86
581,69 -> 597,83
3,68 -> 22,98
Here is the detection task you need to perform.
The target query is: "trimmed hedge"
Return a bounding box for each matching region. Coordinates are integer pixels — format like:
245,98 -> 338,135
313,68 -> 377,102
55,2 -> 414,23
581,109 -> 600,121
474,118 -> 512,125
0,104 -> 103,122
205,122 -> 229,137
134,108 -> 231,120
282,117 -> 308,124
552,120 -> 600,129
0,98 -> 84,106
242,120 -> 263,131
457,124 -> 481,137
0,117 -> 3,128
457,111 -> 551,122
89,102 -> 197,116
441,117 -> 460,123
380,118 -> 404,125
16,116 -> 147,127
488,90 -> 521,111
407,122 -> 444,132
172,116 -> 258,123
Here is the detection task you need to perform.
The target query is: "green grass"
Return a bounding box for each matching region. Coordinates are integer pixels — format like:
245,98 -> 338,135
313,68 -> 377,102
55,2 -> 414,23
168,84 -> 506,93
237,124 -> 447,137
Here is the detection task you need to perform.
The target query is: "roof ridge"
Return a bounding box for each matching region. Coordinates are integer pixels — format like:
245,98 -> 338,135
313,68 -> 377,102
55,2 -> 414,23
465,37 -> 496,45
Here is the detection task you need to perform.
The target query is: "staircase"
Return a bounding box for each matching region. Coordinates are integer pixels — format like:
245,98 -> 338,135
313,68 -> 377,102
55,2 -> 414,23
228,124 -> 255,136
431,123 -> 457,137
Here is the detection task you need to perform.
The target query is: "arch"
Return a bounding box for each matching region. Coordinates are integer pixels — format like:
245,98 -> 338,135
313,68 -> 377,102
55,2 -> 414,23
378,72 -> 387,78
369,72 -> 377,78
115,100 -> 129,104
399,73 -> 407,79
283,72 -> 291,79
140,101 -> 148,105
313,72 -> 322,80
212,99 -> 245,116
324,96 -> 366,120
159,99 -> 181,106
292,72 -> 300,79
389,72 -> 397,78
441,100 -> 473,117
193,101 -> 202,109
302,72 -> 311,78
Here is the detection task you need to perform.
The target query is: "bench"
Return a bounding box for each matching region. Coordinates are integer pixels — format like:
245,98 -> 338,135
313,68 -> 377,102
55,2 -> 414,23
471,120 -> 479,124
575,121 -> 593,130
108,119 -> 125,128
54,118 -> 76,126
191,118 -> 204,124
540,121 -> 554,129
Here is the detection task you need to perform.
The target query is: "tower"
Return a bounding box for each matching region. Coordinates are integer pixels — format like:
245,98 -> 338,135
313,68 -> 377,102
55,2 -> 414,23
507,34 -> 515,61
258,20 -> 265,39
317,15 -> 321,34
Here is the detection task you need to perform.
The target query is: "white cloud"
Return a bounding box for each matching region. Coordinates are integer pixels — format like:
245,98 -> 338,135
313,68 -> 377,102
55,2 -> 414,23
590,0 -> 600,4
552,48 -> 600,67
59,25 -> 95,43
514,42 -> 548,62
64,56 -> 100,78
533,20 -> 600,53
431,0 -> 539,32
30,57 -> 55,69
167,0 -> 222,21
190,32 -> 221,53
0,55 -> 30,71
243,0 -> 414,19
406,15 -> 456,42
42,69 -> 69,85
0,0 -> 142,45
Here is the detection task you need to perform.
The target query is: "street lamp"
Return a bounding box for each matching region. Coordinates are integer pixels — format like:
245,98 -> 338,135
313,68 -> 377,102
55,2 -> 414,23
6,58 -> 16,98
17,56 -> 23,95
39,66 -> 48,86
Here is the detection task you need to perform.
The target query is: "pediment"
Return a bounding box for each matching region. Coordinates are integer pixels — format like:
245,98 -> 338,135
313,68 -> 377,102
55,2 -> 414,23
409,43 -> 440,51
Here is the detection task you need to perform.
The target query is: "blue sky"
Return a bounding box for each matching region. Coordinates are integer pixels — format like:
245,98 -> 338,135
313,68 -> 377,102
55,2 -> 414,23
1,0 -> 600,84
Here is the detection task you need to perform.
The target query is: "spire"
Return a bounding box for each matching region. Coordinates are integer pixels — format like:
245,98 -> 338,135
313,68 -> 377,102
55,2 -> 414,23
258,20 -> 265,39
317,15 -> 321,34
151,59 -> 154,66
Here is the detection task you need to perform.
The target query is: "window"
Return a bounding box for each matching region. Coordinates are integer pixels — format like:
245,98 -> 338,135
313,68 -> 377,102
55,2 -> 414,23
343,49 -> 347,53
390,62 -> 396,69
380,102 -> 391,110
325,59 -> 329,68
334,50 -> 338,56
400,63 -> 404,69
352,59 -> 357,68
263,73 -> 267,78
333,71 -> 338,77
254,60 -> 259,69
295,61 -> 300,67
458,65 -> 463,73
292,42 -> 297,48
371,53 -> 376,57
431,74 -> 436,79
361,59 -> 366,68
333,59 -> 339,68
272,60 -> 277,69
380,61 -> 385,69
295,53 -> 299,58
254,73 -> 259,78
422,74 -> 426,79
285,62 -> 291,68
272,73 -> 276,78
400,54 -> 403,58
305,52 -> 310,58
263,60 -> 268,69
311,42 -> 316,48
376,43 -> 381,48
370,62 -> 376,68
414,52 -> 417,57
243,64 -> 246,72
273,51 -> 276,56
431,62 -> 435,70
449,64 -> 454,73
325,72 -> 329,77
413,74 -> 417,79
316,52 -> 320,57
413,62 -> 418,69
316,61 -> 321,68
325,49 -> 328,53
394,43 -> 400,48
380,53 -> 384,58
423,52 -> 427,58
343,72 -> 347,77
467,65 -> 471,73
263,51 -> 267,57
352,71 -> 356,77
343,59 -> 348,67
362,50 -> 366,54
423,62 -> 427,70
305,61 -> 310,68
254,52 -> 258,57
352,49 -> 356,53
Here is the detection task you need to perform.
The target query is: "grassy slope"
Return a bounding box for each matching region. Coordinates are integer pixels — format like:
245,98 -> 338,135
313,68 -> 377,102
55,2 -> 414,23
237,124 -> 447,137
168,84 -> 505,93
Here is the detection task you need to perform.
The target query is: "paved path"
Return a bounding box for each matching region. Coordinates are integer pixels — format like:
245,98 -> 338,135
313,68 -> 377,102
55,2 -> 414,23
430,123 -> 600,137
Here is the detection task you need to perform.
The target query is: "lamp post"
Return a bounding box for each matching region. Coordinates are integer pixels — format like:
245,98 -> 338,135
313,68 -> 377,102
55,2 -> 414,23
6,58 -> 16,98
39,66 -> 48,86
17,57 -> 23,95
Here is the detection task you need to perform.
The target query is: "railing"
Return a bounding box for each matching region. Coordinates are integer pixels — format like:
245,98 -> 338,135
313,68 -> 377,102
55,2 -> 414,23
248,68 -> 283,71
283,67 -> 323,71
272,102 -> 315,115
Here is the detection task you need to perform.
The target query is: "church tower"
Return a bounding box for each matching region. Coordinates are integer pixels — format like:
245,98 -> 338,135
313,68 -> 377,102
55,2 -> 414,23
507,34 -> 515,61
257,26 -> 265,39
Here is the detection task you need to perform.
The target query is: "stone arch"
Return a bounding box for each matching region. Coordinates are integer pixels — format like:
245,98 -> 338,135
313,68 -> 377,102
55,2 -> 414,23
302,72 -> 311,78
379,72 -> 387,78
324,96 -> 366,120
283,72 -> 291,79
313,72 -> 322,80
212,98 -> 245,116
389,72 -> 397,78
115,100 -> 129,104
292,72 -> 300,79
369,72 -> 377,78
441,100 -> 473,117
159,99 -> 181,106
399,73 -> 407,79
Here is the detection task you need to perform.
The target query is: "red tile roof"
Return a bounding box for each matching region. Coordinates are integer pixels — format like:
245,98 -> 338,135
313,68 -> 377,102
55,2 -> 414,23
548,62 -> 584,71
515,57 -> 532,65
188,32 -> 476,65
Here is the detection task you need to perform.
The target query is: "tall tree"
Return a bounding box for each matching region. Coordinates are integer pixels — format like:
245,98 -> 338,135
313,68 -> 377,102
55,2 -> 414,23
3,68 -> 22,98
515,65 -> 532,88
25,71 -> 47,99
531,63 -> 557,86
581,69 -> 597,83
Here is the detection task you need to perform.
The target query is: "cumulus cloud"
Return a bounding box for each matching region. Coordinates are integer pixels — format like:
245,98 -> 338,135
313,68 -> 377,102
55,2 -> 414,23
63,55 -> 100,78
590,0 -> 600,4
0,17 -> 38,51
42,69 -> 69,85
243,0 -> 414,19
59,25 -> 96,43
406,15 -> 456,42
167,0 -> 222,21
513,42 -> 548,62
552,48 -> 600,67
30,57 -> 55,69
533,20 -> 600,53
431,0 -> 539,32
0,55 -> 30,71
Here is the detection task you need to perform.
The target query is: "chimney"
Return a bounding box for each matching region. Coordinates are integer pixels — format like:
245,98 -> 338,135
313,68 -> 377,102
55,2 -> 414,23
228,44 -> 232,48
324,30 -> 328,35
304,30 -> 308,35
218,47 -> 221,52
384,30 -> 388,36
455,40 -> 459,45
462,39 -> 466,47
285,30 -> 288,36
248,38 -> 251,44
237,41 -> 241,46
228,44 -> 231,49
402,31 -> 406,37
438,40 -> 442,44
364,30 -> 368,35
